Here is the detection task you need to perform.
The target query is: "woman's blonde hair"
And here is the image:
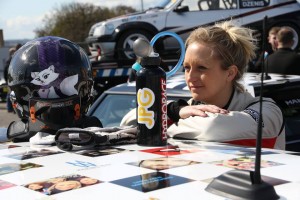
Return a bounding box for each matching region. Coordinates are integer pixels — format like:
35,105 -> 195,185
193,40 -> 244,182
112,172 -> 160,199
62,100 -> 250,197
186,20 -> 257,90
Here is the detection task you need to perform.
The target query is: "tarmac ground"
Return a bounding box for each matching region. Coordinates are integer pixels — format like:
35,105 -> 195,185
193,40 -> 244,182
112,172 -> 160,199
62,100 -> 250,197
0,102 -> 19,128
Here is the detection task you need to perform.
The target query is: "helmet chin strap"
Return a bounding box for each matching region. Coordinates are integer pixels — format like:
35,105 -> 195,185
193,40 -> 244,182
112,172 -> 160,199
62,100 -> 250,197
7,120 -> 35,142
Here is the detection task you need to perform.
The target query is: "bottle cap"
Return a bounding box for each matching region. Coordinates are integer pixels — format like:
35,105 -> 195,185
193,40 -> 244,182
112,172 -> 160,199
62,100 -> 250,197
141,56 -> 161,66
133,38 -> 152,58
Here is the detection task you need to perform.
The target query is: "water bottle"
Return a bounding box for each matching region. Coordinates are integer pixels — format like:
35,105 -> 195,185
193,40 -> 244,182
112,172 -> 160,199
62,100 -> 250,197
132,32 -> 185,146
135,54 -> 167,146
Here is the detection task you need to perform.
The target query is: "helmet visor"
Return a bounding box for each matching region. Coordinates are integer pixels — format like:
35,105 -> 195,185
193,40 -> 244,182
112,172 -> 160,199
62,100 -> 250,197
28,95 -> 81,134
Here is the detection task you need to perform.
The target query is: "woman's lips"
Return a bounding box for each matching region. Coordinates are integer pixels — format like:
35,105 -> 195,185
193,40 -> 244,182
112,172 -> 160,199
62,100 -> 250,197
189,85 -> 203,89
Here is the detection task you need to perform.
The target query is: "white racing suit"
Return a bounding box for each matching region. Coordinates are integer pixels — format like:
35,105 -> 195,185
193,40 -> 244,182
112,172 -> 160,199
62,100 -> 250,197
167,90 -> 285,150
120,90 -> 285,150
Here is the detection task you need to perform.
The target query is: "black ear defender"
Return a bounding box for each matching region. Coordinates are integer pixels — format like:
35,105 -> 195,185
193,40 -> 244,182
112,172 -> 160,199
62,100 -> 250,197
56,142 -> 73,151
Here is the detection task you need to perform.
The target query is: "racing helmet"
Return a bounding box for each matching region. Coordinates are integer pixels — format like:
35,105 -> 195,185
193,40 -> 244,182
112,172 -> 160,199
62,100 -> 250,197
7,36 -> 94,135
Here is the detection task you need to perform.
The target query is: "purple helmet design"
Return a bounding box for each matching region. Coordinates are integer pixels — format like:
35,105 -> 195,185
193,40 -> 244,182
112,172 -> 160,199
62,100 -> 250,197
7,36 -> 94,134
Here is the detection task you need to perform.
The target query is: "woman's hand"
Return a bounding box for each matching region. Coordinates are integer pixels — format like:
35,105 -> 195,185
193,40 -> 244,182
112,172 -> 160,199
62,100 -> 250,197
179,105 -> 229,119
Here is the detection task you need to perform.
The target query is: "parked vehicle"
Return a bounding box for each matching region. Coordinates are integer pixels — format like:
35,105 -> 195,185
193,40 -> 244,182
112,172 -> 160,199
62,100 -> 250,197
0,78 -> 7,102
88,72 -> 300,152
86,0 -> 300,62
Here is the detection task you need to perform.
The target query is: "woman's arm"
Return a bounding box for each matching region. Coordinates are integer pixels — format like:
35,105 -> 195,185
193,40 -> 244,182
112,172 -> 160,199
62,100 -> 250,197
167,99 -> 228,122
167,99 -> 285,149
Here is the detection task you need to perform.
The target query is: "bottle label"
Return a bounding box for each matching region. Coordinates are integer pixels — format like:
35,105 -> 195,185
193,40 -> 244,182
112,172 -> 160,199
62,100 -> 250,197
161,78 -> 167,140
137,88 -> 155,129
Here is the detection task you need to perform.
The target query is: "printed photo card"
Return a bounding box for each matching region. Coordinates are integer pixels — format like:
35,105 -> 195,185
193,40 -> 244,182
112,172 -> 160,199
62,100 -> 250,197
0,162 -> 43,176
23,174 -> 102,195
0,144 -> 20,150
111,171 -> 195,192
76,147 -> 133,157
0,180 -> 16,190
210,156 -> 284,171
140,145 -> 202,156
127,156 -> 201,171
4,149 -> 63,160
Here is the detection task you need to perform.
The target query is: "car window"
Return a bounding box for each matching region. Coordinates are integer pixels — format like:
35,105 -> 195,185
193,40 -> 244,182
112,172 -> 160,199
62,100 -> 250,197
181,0 -> 200,11
197,0 -> 237,11
91,94 -> 189,127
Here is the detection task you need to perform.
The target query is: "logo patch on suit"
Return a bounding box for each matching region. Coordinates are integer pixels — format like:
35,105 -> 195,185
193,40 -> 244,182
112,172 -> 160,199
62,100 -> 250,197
243,108 -> 264,127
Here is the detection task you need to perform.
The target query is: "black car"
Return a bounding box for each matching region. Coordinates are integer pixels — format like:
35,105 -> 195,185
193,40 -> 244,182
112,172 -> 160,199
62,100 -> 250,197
88,72 -> 300,152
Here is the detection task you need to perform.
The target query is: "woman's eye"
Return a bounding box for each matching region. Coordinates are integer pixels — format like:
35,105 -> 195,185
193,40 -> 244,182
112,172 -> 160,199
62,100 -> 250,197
184,65 -> 207,72
197,66 -> 207,70
183,66 -> 190,71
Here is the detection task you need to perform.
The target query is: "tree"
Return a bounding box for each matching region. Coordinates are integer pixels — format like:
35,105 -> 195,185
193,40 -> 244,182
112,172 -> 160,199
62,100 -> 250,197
34,3 -> 136,42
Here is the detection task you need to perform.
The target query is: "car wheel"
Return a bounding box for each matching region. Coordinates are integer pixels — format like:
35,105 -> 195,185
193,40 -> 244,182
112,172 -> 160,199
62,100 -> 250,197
116,30 -> 152,60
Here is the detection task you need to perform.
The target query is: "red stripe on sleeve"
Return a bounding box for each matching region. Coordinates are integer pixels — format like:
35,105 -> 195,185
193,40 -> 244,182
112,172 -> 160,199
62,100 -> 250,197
224,137 -> 277,149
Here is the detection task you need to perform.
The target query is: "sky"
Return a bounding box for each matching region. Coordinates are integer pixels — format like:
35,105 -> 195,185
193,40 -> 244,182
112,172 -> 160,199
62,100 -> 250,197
0,0 -> 161,40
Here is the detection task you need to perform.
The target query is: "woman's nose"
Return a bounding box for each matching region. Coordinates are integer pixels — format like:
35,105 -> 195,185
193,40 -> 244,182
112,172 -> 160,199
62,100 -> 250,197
186,69 -> 197,81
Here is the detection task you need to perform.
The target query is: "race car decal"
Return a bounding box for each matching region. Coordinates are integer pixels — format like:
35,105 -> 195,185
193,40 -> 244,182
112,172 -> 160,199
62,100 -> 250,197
237,1 -> 296,16
122,14 -> 158,23
285,98 -> 300,107
239,0 -> 270,8
164,0 -> 298,36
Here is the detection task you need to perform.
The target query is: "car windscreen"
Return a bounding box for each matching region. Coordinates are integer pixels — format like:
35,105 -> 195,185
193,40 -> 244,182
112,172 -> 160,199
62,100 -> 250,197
90,93 -> 189,127
90,94 -> 136,127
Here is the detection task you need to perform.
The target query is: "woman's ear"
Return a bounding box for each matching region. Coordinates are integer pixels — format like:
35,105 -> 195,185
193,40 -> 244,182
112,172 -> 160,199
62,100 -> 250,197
227,65 -> 238,81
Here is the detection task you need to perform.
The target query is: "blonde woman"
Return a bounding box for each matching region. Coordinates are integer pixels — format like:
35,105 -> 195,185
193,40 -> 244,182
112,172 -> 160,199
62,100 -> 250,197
167,21 -> 285,149
121,21 -> 285,150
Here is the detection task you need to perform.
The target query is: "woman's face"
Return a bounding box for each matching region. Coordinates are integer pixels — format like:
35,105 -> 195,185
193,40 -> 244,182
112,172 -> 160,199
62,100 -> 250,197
80,178 -> 98,185
28,183 -> 43,190
48,177 -> 65,184
141,157 -> 193,170
55,181 -> 79,191
184,42 -> 234,105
